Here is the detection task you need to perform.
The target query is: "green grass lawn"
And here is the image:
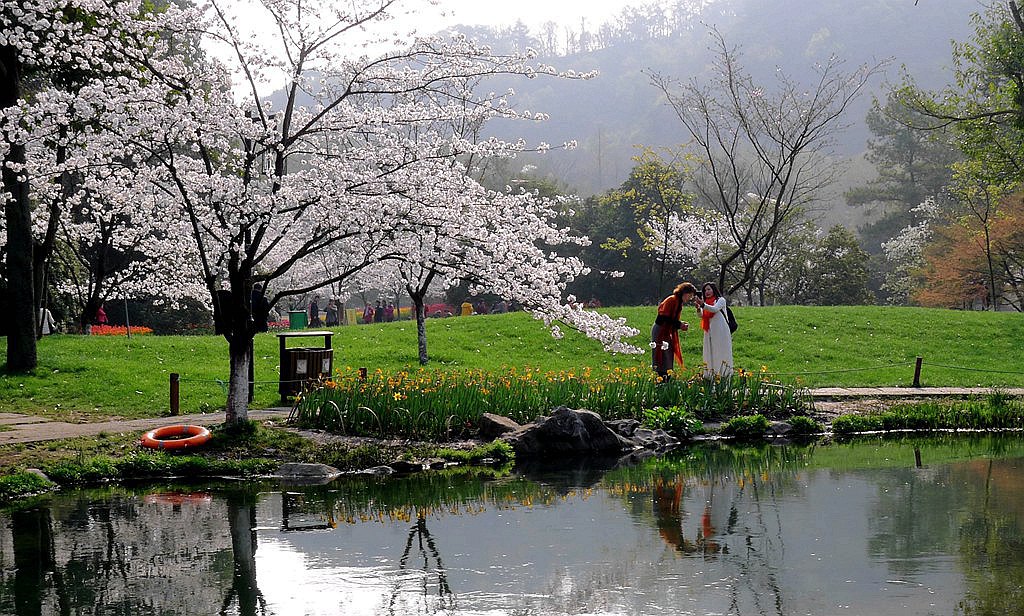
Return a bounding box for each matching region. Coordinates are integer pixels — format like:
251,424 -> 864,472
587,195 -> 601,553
1,305 -> 1022,420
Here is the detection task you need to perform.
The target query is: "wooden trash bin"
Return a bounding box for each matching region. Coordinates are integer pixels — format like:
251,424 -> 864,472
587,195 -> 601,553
277,330 -> 333,401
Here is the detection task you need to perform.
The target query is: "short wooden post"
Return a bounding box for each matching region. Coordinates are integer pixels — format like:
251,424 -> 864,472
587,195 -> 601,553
912,356 -> 923,388
358,367 -> 367,381
914,447 -> 922,468
170,373 -> 180,416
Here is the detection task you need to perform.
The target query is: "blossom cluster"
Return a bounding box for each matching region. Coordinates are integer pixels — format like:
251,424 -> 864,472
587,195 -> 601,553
4,0 -> 645,417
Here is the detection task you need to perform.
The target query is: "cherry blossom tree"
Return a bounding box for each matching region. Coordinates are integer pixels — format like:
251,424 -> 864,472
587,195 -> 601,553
113,0 -> 644,422
6,0 -> 643,422
649,28 -> 886,294
3,0 -> 205,362
2,0 -> 141,368
883,197 -> 940,304
47,162 -> 205,331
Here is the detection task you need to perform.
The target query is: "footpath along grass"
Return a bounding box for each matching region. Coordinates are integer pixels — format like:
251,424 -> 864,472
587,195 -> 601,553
0,305 -> 1022,420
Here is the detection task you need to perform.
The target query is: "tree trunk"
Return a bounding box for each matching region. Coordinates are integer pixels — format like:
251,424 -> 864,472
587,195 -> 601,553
413,293 -> 428,365
215,279 -> 256,424
80,296 -> 101,335
225,336 -> 252,424
984,227 -> 998,311
2,48 -> 37,371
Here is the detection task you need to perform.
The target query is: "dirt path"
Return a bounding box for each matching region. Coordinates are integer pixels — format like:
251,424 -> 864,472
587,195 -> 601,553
1,387 -> 1022,446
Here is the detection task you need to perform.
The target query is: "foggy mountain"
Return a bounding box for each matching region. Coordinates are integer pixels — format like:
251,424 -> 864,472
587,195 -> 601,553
267,0 -> 978,228
475,0 -> 977,198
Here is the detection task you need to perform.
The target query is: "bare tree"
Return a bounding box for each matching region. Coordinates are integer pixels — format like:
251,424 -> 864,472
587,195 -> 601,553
650,28 -> 886,294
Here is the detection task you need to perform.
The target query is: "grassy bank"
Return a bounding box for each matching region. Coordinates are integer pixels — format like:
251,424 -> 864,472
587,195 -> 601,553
0,305 -> 1022,420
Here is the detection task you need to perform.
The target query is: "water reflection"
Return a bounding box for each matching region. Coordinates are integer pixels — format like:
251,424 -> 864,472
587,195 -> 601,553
3,435 -> 1024,615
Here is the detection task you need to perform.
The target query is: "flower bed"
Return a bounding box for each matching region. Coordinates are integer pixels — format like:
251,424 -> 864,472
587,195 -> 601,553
293,366 -> 812,440
91,325 -> 153,336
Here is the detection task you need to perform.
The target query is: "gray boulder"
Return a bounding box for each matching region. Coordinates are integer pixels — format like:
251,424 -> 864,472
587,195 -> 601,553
389,459 -> 426,473
631,427 -> 680,450
275,462 -> 341,485
478,412 -> 522,440
606,419 -> 641,438
358,465 -> 395,476
501,406 -> 635,457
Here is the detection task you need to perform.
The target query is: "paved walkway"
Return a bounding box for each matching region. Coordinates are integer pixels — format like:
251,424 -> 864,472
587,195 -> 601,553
0,408 -> 292,446
1,388 -> 1022,446
810,387 -> 1024,398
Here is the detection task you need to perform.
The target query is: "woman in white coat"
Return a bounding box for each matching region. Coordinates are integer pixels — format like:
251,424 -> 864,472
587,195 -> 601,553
696,282 -> 733,378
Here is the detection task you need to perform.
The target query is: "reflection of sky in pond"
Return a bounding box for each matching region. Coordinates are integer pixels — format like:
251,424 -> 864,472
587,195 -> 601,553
5,438 -> 1022,616
249,467 -> 964,616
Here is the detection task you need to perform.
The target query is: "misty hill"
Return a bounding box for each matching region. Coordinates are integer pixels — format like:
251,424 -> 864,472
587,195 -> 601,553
473,0 -> 977,197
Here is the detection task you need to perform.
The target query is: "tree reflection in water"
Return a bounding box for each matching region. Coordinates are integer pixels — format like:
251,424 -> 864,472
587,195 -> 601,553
11,507 -> 62,616
221,487 -> 267,616
5,436 -> 1024,615
389,512 -> 454,615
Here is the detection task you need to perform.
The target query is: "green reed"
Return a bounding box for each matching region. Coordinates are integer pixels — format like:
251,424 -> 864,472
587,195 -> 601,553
291,366 -> 812,439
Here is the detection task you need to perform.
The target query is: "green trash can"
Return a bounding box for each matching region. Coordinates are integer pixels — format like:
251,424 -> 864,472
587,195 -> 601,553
288,310 -> 308,330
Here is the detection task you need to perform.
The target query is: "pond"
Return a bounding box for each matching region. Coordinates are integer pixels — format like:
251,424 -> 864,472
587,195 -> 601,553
2,434 -> 1024,615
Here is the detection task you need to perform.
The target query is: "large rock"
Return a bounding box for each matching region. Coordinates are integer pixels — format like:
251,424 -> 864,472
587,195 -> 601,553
605,419 -> 641,438
501,406 -> 635,458
275,462 -> 341,485
631,427 -> 680,450
478,412 -> 521,440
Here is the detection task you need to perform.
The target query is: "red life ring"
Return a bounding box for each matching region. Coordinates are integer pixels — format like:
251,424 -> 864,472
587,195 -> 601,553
140,424 -> 212,450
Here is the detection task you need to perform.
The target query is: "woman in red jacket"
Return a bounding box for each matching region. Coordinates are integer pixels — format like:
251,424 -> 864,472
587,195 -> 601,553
652,282 -> 698,379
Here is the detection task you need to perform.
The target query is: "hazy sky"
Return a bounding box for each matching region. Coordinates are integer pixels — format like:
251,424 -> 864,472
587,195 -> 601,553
414,0 -> 633,32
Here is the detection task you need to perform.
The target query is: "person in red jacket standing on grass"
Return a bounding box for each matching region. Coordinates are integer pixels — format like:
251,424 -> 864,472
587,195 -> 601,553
652,282 -> 698,380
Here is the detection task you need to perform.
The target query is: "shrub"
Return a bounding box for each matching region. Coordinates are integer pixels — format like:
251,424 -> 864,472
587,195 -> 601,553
0,471 -> 55,502
643,405 -> 704,438
787,415 -> 824,436
831,414 -> 884,435
430,440 -> 515,465
987,388 -> 1013,409
44,451 -> 276,485
308,442 -> 394,471
720,414 -> 770,440
832,398 -> 1024,436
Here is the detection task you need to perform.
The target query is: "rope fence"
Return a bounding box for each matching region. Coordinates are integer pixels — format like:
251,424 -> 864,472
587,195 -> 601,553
920,361 -> 1024,376
763,361 -> 916,377
169,368 -> 366,416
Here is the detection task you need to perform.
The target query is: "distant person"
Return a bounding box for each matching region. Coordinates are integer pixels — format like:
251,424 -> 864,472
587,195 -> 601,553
38,307 -> 56,336
460,300 -> 473,316
95,304 -> 108,325
697,282 -> 733,378
374,299 -> 384,323
325,299 -> 339,326
308,295 -> 322,327
384,301 -> 395,322
652,282 -> 697,379
362,303 -> 374,324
